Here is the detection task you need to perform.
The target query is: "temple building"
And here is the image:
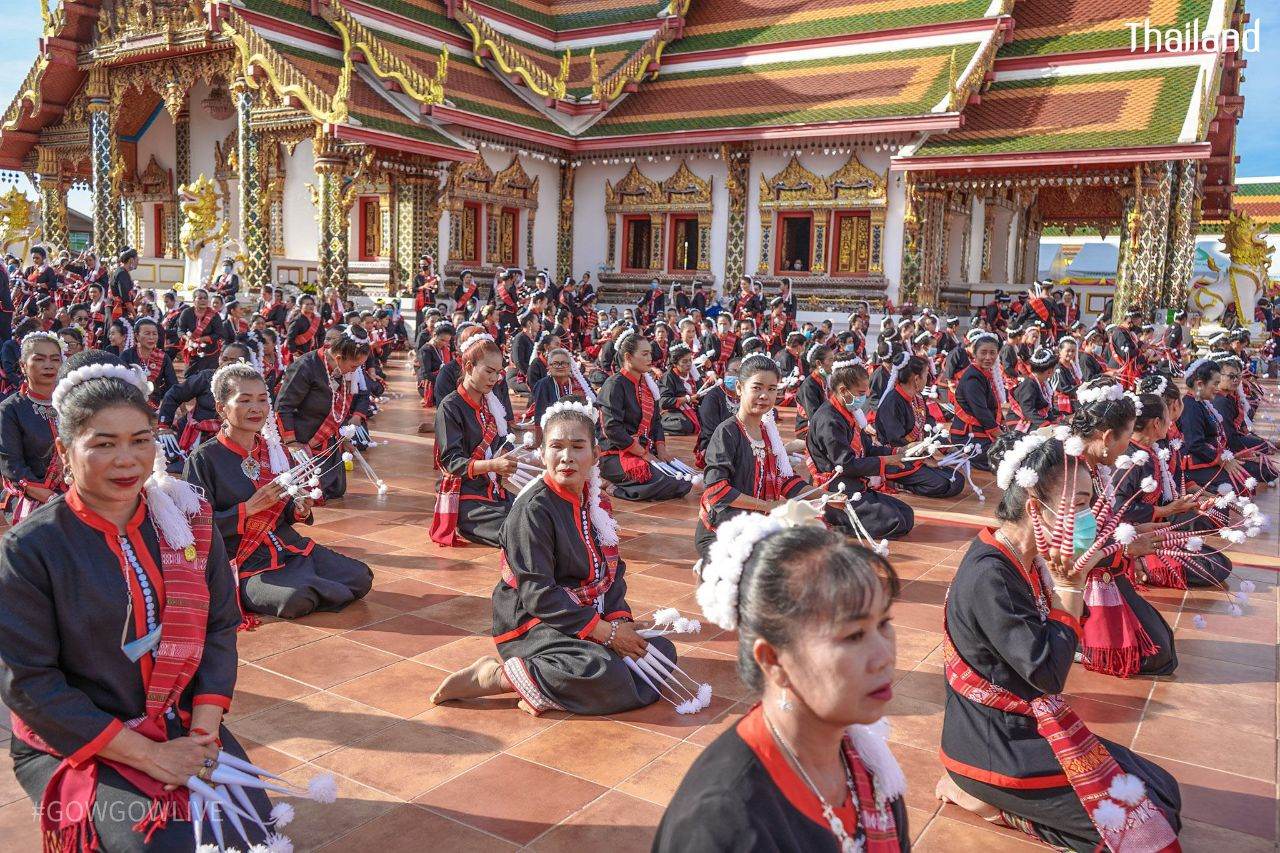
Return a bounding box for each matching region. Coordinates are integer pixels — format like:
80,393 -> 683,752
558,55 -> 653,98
0,0 -> 1248,317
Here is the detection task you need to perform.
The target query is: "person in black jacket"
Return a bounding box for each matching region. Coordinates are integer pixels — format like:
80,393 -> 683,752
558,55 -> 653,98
1010,347 -> 1060,431
658,344 -> 701,435
157,342 -> 253,463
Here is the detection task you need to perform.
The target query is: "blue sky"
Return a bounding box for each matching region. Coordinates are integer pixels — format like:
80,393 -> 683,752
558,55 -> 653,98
1,12 -> 1278,181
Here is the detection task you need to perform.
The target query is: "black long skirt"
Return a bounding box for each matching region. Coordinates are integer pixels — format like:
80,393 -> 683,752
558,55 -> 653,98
599,454 -> 691,502
243,545 -> 374,619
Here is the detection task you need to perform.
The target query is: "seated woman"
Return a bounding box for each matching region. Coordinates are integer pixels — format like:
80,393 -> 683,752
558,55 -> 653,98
430,402 -> 673,716
1178,358 -> 1236,490
1212,355 -> 1278,484
794,344 -> 833,435
121,317 -> 178,409
157,342 -> 253,460
597,330 -> 692,502
285,293 -> 323,362
695,355 -> 808,560
0,332 -> 66,525
434,325 -> 516,430
1010,347 -> 1061,431
1069,378 -> 1177,679
276,328 -> 371,501
872,355 -> 965,499
185,362 -> 373,621
807,361 -> 913,541
657,518 -> 909,851
531,347 -> 595,438
1048,337 -> 1083,416
0,353 -> 271,851
938,432 -> 1181,852
949,333 -> 1004,471
696,357 -> 740,469
1116,393 -> 1231,589
430,333 -> 516,547
659,343 -> 702,436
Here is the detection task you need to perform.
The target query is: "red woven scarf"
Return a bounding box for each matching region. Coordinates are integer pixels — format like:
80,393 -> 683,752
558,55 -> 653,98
308,359 -> 352,453
430,391 -> 500,546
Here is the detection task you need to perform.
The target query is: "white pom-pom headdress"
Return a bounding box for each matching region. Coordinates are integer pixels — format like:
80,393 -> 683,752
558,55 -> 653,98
995,433 -> 1047,490
458,332 -> 495,356
539,399 -> 597,430
52,362 -> 151,414
1075,382 -> 1126,405
696,513 -> 786,630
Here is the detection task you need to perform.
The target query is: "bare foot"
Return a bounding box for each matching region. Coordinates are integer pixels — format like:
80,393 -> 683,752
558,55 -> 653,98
430,656 -> 509,704
516,699 -> 542,717
417,422 -> 434,435
935,773 -> 1001,820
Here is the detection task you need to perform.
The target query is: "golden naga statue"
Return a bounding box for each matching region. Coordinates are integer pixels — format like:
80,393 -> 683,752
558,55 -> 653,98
0,187 -> 42,258
1191,210 -> 1275,331
178,174 -> 230,289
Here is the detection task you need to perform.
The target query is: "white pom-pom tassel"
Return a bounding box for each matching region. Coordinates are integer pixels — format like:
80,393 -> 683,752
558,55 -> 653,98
1113,523 -> 1137,545
341,451 -> 354,463
1053,425 -> 1070,440
1221,449 -> 1234,461
339,424 -> 357,439
1245,476 -> 1258,490
1217,483 -> 1234,496
199,846 -> 221,853
1186,536 -> 1203,552
1192,614 -> 1207,629
1228,603 -> 1243,617
265,833 -> 294,853
309,488 -> 323,501
307,773 -> 338,803
1140,476 -> 1158,493
1130,450 -> 1149,467
1114,454 -> 1133,470
1092,799 -> 1127,831
1108,773 -> 1147,806
1240,580 -> 1257,593
1014,468 -> 1039,488
1064,435 -> 1085,456
270,802 -> 295,828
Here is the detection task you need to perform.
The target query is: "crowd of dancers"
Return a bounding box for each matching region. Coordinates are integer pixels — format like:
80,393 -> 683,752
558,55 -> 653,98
0,244 -> 1274,851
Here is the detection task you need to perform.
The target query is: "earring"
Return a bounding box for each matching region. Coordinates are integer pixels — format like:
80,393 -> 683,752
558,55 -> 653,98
63,470 -> 73,485
778,689 -> 794,713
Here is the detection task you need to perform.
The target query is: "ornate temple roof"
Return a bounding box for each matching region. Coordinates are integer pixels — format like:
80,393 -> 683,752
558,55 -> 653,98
1230,178 -> 1280,232
0,0 -> 1246,193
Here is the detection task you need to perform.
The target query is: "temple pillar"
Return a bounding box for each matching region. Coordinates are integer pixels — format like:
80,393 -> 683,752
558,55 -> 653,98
35,148 -> 68,253
393,173 -> 439,294
313,138 -> 345,292
811,210 -> 830,275
1115,163 -> 1176,320
900,181 -> 922,304
524,206 -> 536,270
557,162 -> 575,283
723,145 -> 750,289
605,214 -> 617,271
170,107 -> 190,259
696,211 -> 712,272
649,212 -> 664,272
958,196 -> 973,285
87,66 -> 122,256
486,203 -> 502,266
916,189 -> 947,307
1164,160 -> 1198,310
234,79 -> 270,291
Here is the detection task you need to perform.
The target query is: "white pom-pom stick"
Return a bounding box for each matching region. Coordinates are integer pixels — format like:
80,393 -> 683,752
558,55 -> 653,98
1240,580 -> 1257,593
1092,799 -> 1127,831
1113,523 -> 1137,545
1192,614 -> 1207,629
270,802 -> 296,828
308,773 -> 338,803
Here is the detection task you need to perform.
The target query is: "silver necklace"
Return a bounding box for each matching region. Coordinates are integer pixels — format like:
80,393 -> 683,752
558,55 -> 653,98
763,712 -> 862,853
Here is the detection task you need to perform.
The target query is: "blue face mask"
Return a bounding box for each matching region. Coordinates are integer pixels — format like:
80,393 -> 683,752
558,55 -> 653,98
844,343 -> 857,353
927,346 -> 938,357
850,393 -> 869,410
724,375 -> 738,392
1073,508 -> 1097,556
803,329 -> 814,339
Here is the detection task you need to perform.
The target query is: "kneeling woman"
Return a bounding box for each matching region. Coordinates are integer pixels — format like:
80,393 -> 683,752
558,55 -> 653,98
807,361 -> 914,541
938,433 -> 1181,852
598,330 -> 692,501
658,343 -> 701,436
872,354 -> 965,500
430,334 -> 516,547
949,332 -> 1004,471
0,355 -> 270,850
431,403 -> 674,716
656,517 -> 909,851
0,332 -> 66,525
695,354 -> 808,560
185,362 -> 373,621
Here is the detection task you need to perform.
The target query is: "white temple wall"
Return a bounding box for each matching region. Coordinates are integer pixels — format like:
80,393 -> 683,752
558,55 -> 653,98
133,107 -> 175,258
281,139 -> 318,263
966,197 -> 986,283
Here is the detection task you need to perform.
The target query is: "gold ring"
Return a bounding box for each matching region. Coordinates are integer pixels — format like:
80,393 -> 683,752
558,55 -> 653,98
197,765 -> 212,782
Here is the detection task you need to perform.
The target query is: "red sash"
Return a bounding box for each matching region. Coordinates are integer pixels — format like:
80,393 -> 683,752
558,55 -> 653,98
2,388 -> 65,525
676,373 -> 701,435
140,348 -> 166,391
941,535 -> 1178,852
178,419 -> 220,453
293,314 -> 321,350
183,309 -> 218,364
309,368 -> 352,453
430,391 -> 502,546
15,499 -> 214,853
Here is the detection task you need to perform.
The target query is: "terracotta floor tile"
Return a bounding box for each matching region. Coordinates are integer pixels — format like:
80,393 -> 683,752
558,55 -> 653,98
273,763 -> 401,850
313,718 -> 493,799
330,659 -> 448,718
364,577 -> 460,613
508,718 -> 679,787
412,698 -> 559,750
413,634 -> 501,671
905,806 -> 938,843
1166,651 -> 1278,701
255,635 -> 401,689
616,741 -> 705,806
667,643 -> 751,703
1148,679 -> 1275,738
893,667 -> 946,706
913,814 -> 1043,851
229,663 -> 314,717
1176,817 -> 1279,852
0,799 -> 41,850
416,755 -> 607,845
229,691 -> 399,762
234,619 -> 330,662
1134,711 -> 1276,781
230,734 -> 305,776
0,750 -> 26,808
1172,628 -> 1278,671
319,803 -> 516,852
609,693 -> 736,740
1147,756 -> 1278,840
894,625 -> 946,666
884,694 -> 945,749
685,701 -> 748,746
529,790 -> 665,852
292,598 -> 404,632
415,593 -> 495,633
344,613 -> 470,658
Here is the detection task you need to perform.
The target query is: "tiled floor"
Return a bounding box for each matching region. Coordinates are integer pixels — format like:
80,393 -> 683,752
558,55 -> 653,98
0,357 -> 1275,851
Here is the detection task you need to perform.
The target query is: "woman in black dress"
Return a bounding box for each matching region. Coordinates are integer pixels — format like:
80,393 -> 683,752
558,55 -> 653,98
0,332 -> 65,525
1178,358 -> 1235,490
938,432 -> 1181,852
659,343 -> 702,436
597,330 -> 691,502
873,354 -> 965,499
430,333 -> 516,547
949,333 -> 1004,470
284,293 -> 323,362
794,343 -> 833,435
806,361 -> 914,542
695,354 -> 808,560
0,354 -> 273,851
184,362 -> 372,621
530,347 -> 594,439
1211,355 -> 1278,484
658,521 -> 908,851
121,317 -> 177,409
430,403 -> 675,716
276,329 -> 371,501
176,287 -> 226,375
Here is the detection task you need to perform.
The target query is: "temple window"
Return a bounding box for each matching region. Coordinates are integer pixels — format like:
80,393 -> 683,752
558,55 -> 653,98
623,215 -> 653,272
358,196 -> 381,261
604,160 -> 713,281
831,211 -> 872,276
454,201 -> 482,265
777,212 -> 813,274
446,156 -> 539,276
669,214 -> 700,272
